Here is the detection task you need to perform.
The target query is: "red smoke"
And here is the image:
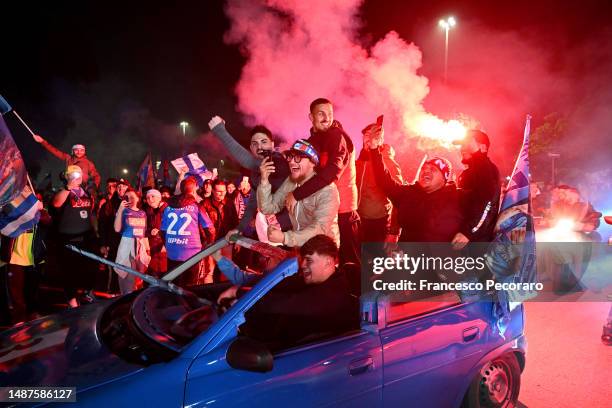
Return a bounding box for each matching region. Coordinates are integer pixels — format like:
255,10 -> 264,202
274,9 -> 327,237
224,0 -> 612,180
223,0 -> 466,172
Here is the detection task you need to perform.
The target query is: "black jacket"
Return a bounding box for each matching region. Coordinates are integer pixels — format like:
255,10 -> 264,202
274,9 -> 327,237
292,120 -> 357,213
370,147 -> 463,242
98,192 -> 122,248
457,152 -> 500,242
243,267 -> 360,351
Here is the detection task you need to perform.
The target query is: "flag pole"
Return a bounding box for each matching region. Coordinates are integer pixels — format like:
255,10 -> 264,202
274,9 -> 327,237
11,110 -> 36,137
26,175 -> 36,195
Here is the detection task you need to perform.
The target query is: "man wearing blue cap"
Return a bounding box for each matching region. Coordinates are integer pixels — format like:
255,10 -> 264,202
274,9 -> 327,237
258,139 -> 340,248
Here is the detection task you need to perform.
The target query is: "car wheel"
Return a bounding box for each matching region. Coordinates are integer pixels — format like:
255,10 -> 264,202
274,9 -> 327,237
461,353 -> 521,408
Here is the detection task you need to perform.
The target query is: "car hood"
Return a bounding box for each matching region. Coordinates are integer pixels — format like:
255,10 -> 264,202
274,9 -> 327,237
0,300 -> 144,390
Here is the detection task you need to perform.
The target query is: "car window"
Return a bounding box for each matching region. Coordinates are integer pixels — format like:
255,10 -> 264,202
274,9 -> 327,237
386,291 -> 461,324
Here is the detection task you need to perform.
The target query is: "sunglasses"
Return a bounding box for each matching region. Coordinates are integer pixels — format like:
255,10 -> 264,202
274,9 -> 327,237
284,153 -> 309,163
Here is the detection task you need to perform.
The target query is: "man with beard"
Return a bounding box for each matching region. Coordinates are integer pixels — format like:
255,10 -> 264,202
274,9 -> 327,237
258,140 -> 340,247
208,117 -> 292,234
284,98 -> 360,266
452,130 -> 501,249
367,135 -> 462,242
32,135 -> 100,191
201,179 -> 239,242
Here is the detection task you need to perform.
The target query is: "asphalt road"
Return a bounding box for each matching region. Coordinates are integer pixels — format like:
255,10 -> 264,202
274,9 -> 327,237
518,301 -> 612,407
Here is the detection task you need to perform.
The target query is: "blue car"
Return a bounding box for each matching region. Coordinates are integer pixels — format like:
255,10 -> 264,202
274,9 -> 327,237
0,257 -> 525,407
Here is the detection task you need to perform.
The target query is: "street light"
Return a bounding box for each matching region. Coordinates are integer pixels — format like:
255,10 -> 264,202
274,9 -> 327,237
438,16 -> 456,84
122,168 -> 128,175
179,121 -> 189,136
179,121 -> 189,155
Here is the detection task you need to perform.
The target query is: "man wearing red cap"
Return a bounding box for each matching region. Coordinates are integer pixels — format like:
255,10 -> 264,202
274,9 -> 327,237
366,136 -> 463,242
33,134 -> 101,189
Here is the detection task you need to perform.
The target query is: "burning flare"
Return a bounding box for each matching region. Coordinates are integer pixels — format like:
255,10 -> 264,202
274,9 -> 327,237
408,114 -> 467,148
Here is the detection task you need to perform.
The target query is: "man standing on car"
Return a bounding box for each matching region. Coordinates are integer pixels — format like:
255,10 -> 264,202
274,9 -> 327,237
258,139 -> 340,248
367,139 -> 463,243
284,98 -> 360,266
452,130 -> 501,249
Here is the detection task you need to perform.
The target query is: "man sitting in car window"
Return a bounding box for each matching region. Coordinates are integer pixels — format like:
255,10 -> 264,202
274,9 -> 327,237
217,235 -> 360,351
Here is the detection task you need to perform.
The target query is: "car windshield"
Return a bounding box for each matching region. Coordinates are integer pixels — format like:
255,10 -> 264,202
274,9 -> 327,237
99,281 -> 240,364
99,239 -> 294,365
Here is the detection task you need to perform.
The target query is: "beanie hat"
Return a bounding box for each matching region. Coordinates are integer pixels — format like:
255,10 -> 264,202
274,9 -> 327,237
146,189 -> 161,198
423,157 -> 452,182
285,139 -> 320,165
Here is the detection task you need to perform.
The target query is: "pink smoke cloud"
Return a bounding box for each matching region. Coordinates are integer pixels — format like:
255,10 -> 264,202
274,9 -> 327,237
223,0 -> 447,162
224,1 -> 612,181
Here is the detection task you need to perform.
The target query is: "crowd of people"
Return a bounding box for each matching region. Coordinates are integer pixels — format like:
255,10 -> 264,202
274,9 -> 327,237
0,96 -> 603,329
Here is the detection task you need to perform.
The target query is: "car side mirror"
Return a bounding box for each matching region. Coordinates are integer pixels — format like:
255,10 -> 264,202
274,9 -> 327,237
226,337 -> 273,373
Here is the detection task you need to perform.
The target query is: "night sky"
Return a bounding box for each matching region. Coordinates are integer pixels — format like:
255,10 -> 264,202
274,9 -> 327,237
2,0 -> 611,200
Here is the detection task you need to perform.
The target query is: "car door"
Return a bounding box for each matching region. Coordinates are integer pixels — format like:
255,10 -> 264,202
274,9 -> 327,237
379,293 -> 492,408
184,329 -> 383,407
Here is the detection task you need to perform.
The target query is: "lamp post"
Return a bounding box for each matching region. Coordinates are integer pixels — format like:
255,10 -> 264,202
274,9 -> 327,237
548,152 -> 560,186
179,121 -> 189,155
438,16 -> 456,84
179,121 -> 189,136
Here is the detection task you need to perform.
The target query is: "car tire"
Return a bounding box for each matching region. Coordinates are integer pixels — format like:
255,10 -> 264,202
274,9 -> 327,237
461,353 -> 521,408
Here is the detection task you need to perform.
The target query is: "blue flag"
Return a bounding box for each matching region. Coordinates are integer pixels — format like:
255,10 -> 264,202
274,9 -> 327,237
487,115 -> 538,335
0,113 -> 27,207
0,111 -> 40,237
171,153 -> 212,187
136,152 -> 156,191
0,188 -> 41,237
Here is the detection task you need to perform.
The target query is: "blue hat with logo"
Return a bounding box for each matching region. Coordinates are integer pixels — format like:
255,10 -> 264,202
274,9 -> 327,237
286,139 -> 319,165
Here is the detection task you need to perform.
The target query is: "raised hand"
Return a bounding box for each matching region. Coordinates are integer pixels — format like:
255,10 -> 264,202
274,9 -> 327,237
208,115 -> 224,130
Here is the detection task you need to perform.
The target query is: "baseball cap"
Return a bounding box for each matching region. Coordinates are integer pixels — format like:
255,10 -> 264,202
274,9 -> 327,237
65,165 -> 82,181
